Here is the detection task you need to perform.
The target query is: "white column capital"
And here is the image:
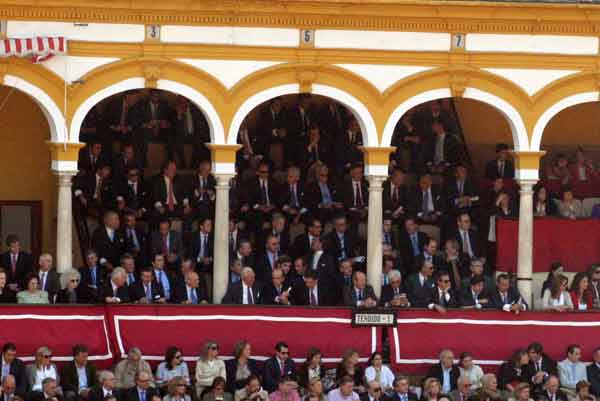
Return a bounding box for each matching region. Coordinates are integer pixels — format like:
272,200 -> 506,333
54,170 -> 77,184
366,174 -> 387,189
516,179 -> 538,192
214,173 -> 235,187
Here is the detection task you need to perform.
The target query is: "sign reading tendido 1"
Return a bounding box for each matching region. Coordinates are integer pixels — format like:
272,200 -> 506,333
352,309 -> 397,327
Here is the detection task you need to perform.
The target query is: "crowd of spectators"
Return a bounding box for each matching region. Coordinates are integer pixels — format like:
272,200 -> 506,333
2,339 -> 600,401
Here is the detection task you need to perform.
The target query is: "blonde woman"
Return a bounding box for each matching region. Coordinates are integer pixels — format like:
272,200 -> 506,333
195,341 -> 226,398
25,346 -> 60,392
163,376 -> 191,401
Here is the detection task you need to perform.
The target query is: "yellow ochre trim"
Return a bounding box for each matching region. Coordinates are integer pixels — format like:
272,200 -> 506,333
360,146 -> 396,166
207,144 -> 242,164
46,141 -> 85,162
513,151 -> 546,170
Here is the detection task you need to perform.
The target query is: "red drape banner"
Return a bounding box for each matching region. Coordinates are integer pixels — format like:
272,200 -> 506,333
388,310 -> 600,374
496,218 -> 600,272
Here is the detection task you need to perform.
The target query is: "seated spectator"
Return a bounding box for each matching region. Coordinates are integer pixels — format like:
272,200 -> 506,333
327,376 -> 358,401
264,342 -> 296,393
130,267 -> 166,304
541,274 -> 574,312
569,148 -> 597,182
361,381 -> 386,401
380,270 -> 410,308
485,143 -> 515,180
225,341 -> 260,392
446,166 -> 479,216
460,275 -> 490,310
458,352 -> 484,390
558,188 -> 584,220
406,260 -> 435,307
56,269 -> 93,304
415,238 -> 444,273
91,210 -> 127,270
426,349 -> 460,394
222,267 -> 263,305
122,371 -> 157,401
546,153 -> 572,185
587,348 -> 600,397
292,270 -> 333,307
343,271 -> 377,308
421,377 -> 443,401
0,343 -> 26,395
441,239 -> 469,291
88,370 -> 118,401
0,234 -> 33,292
533,186 -> 557,217
61,344 -> 97,401
399,217 -> 428,271
558,345 -> 587,394
489,274 -> 527,313
335,349 -> 365,393
389,376 -> 418,401
234,375 -> 269,401
297,348 -> 325,389
364,352 -> 395,393
151,160 -> 190,220
269,376 -> 300,401
542,375 -> 568,401
155,347 -> 190,390
508,382 -> 533,401
35,253 -> 59,303
540,262 -> 564,298
425,271 -> 459,312
492,191 -> 516,219
203,377 -> 233,401
478,374 -> 502,401
498,349 -> 529,394
195,341 -> 226,398
323,215 -> 362,264
102,267 -> 130,304
303,377 -> 326,401
29,377 -> 60,401
588,264 -> 600,308
0,269 -> 16,303
526,342 -> 558,397
74,162 -> 115,213
163,376 -> 191,401
574,380 -> 596,401
17,274 -> 49,305
1,375 -> 19,401
424,121 -> 461,174
410,174 -> 445,226
383,168 -> 409,222
461,258 -> 493,296
570,272 -> 594,311
263,269 -> 292,306
114,347 -> 154,390
449,376 -> 472,401
26,346 -> 59,393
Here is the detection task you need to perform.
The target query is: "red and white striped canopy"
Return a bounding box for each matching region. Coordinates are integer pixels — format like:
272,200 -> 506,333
1,37 -> 67,63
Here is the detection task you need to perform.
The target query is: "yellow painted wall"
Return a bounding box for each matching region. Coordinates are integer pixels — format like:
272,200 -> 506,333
0,86 -> 56,254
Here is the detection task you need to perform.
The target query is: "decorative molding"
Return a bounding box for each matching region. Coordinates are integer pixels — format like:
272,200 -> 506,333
3,1 -> 600,36
296,67 -> 317,93
0,61 -> 7,84
449,67 -> 470,98
143,63 -> 162,88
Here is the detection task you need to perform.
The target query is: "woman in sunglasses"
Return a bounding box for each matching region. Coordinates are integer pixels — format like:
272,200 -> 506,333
164,376 -> 191,401
25,346 -> 60,393
195,341 -> 226,399
203,377 -> 233,401
56,269 -> 93,304
156,347 -> 190,392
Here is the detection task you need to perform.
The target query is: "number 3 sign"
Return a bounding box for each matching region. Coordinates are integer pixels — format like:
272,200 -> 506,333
146,25 -> 161,41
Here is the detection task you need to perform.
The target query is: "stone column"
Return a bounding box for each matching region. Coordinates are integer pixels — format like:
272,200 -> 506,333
212,173 -> 235,304
55,171 -> 77,273
366,175 -> 387,298
516,179 -> 537,307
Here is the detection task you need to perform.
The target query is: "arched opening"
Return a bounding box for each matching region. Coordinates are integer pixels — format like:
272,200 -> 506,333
0,84 -> 56,258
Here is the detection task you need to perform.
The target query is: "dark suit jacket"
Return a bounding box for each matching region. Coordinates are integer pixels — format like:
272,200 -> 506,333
414,253 -> 445,272
261,283 -> 292,305
55,286 -> 95,304
445,178 -> 479,211
88,386 -> 121,401
425,287 -> 459,308
0,251 -> 33,289
263,356 -> 297,392
343,285 -> 377,307
379,284 -> 410,307
91,226 -> 127,267
399,231 -> 429,273
28,391 -> 64,401
290,233 -> 314,260
116,179 -> 149,212
409,186 -> 446,217
37,270 -> 60,302
255,252 -> 279,283
588,363 -> 600,396
291,282 -> 334,306
341,179 -> 369,210
258,230 -> 290,256
0,288 -> 16,303
406,273 -> 435,306
383,181 -> 409,214
304,181 -> 340,212
459,288 -> 491,309
149,230 -> 183,259
189,174 -> 216,208
188,231 -> 214,272
485,159 -> 515,180
61,361 -> 98,395
224,358 -> 261,392
74,173 -> 115,209
129,280 -> 164,303
246,178 -> 278,208
425,363 -> 461,392
388,392 -> 419,401
151,174 -> 188,210
79,265 -> 106,295
451,229 -> 484,259
323,230 -> 359,261
254,107 -> 287,155
171,283 -> 208,304
277,182 -> 307,212
101,282 -> 130,303
488,288 -> 528,310
304,251 -> 336,285
122,386 -> 159,401
424,134 -> 462,166
0,356 -> 26,394
77,147 -> 107,174
221,282 -> 263,305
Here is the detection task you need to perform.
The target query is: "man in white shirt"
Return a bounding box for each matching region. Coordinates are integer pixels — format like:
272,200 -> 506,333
558,344 -> 588,394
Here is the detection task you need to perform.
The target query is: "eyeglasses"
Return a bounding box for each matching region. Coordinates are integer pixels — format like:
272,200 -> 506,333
440,279 -> 450,283
280,351 -> 289,355
42,354 -> 51,358
209,346 -> 219,350
70,279 -> 80,283
594,271 -> 600,274
373,388 -> 382,393
174,355 -> 182,359
258,170 -> 269,174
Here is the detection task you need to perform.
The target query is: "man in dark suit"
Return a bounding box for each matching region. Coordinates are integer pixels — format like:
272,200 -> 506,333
258,213 -> 290,257
303,124 -> 333,168
88,371 -> 120,401
488,273 -> 528,313
317,101 -> 347,150
262,267 -> 292,305
588,348 -> 600,396
102,267 -> 130,304
79,249 -> 105,301
304,238 -> 336,286
115,168 -> 149,217
406,260 -> 435,307
389,377 -> 418,401
542,375 -> 568,401
254,97 -> 287,156
323,215 -> 361,263
91,210 -> 127,270
424,271 -> 459,311
189,160 -> 216,216
361,381 -> 386,401
333,259 -> 354,305
399,218 -> 429,273
172,271 -> 208,304
74,163 -> 115,213
380,270 -> 411,308
527,342 -> 558,397
172,96 -> 211,168
36,254 -> 60,303
334,118 -> 363,176
0,343 -> 26,395
112,143 -> 140,182
106,91 -> 135,146
290,218 -> 323,259
413,238 -> 444,272
263,342 -> 297,393
451,213 -> 484,261
188,217 -> 214,279
29,377 -> 63,401
61,344 -> 97,401
255,234 -> 281,284
409,174 -> 446,225
291,270 -> 333,306
341,164 -> 369,228
149,219 -> 183,269
383,168 -> 409,223
459,275 -> 490,310
122,371 -> 157,401
129,267 -> 165,304
120,211 -> 147,268
343,271 -> 377,308
424,121 -> 462,173
77,141 -> 105,176
245,161 -> 278,236
425,349 -> 461,393
222,267 -> 262,305
131,89 -> 172,167
0,235 -> 33,291
445,165 -> 480,217
485,143 -> 515,180
278,166 -> 309,224
151,160 -> 190,219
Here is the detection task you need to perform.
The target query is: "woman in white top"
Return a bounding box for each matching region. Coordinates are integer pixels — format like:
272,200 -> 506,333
195,341 -> 226,399
541,275 -> 574,312
26,346 -> 60,392
156,347 -> 190,390
364,352 -> 395,393
458,352 -> 484,390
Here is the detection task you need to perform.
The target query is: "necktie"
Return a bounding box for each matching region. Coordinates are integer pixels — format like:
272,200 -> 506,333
280,359 -> 286,375
499,161 -> 504,177
423,191 -> 431,213
10,254 -> 16,276
95,177 -> 103,200
190,288 -> 198,304
261,181 -> 269,205
355,182 -> 363,207
128,273 -> 134,285
199,177 -> 205,200
229,232 -> 235,252
502,293 -> 507,304
345,276 -> 351,286
320,183 -> 332,204
458,181 -> 464,196
158,270 -> 164,287
129,229 -> 139,249
358,289 -> 363,301
247,286 -> 254,305
146,284 -> 152,302
162,236 -> 169,256
140,391 -> 146,401
40,272 -> 46,290
411,234 -> 419,256
394,287 -> 399,296
291,185 -> 299,207
384,233 -> 391,245
462,231 -> 469,254
393,186 -> 399,203
91,268 -> 97,286
310,289 -> 317,306
167,178 -> 175,210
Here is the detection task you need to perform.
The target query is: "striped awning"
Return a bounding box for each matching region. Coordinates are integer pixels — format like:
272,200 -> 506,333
1,37 -> 67,63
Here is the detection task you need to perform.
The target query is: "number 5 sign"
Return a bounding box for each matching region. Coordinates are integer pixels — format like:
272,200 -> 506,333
300,29 -> 315,47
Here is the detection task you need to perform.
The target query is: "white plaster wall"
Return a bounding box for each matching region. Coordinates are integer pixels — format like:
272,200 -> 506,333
484,68 -> 579,96
335,64 -> 432,93
466,34 -> 598,55
316,30 -> 451,51
6,21 -> 145,42
41,56 -> 120,83
162,26 -> 299,47
177,59 -> 282,90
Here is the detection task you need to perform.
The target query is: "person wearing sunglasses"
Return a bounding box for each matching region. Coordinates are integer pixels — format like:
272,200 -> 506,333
264,342 -> 296,393
425,271 -> 459,313
156,347 -> 189,391
195,342 -> 226,399
56,269 -> 93,304
360,381 -> 385,401
202,377 -> 232,401
25,347 -> 59,393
